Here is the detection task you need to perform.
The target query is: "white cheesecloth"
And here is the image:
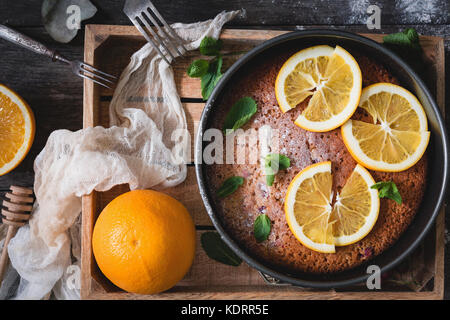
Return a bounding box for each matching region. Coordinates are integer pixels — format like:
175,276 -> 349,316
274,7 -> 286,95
2,10 -> 240,300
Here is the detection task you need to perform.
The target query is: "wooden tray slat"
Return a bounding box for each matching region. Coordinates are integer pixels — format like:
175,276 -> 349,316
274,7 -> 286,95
82,26 -> 445,300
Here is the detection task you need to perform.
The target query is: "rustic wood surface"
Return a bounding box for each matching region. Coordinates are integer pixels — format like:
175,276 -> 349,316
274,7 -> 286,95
82,26 -> 445,299
0,0 -> 448,298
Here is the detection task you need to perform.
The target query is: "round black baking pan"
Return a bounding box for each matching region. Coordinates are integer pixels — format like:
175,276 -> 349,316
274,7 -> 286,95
195,30 -> 448,289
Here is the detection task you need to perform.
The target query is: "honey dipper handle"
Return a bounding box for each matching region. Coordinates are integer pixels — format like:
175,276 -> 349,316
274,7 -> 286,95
0,185 -> 34,286
0,226 -> 18,286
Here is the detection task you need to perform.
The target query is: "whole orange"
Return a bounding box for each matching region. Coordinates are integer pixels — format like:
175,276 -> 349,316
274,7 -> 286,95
92,189 -> 196,294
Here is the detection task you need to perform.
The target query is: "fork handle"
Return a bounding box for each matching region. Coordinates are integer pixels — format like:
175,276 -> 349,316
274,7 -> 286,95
0,24 -> 68,63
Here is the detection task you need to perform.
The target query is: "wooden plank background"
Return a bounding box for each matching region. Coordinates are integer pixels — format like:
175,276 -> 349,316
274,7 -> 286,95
0,0 -> 449,297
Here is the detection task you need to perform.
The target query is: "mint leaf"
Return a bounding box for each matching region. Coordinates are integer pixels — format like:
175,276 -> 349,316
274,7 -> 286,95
223,97 -> 257,135
264,153 -> 291,186
254,214 -> 271,242
216,176 -> 244,198
201,232 -> 242,266
201,56 -> 223,100
371,181 -> 402,204
383,28 -> 421,51
383,28 -> 423,73
199,36 -> 223,56
266,174 -> 275,187
187,59 -> 209,78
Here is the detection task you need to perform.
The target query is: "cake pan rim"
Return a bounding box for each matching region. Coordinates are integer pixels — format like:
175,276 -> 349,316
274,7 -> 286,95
195,29 -> 449,289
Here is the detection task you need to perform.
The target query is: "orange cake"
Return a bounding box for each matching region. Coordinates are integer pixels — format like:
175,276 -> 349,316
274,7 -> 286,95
205,47 -> 427,273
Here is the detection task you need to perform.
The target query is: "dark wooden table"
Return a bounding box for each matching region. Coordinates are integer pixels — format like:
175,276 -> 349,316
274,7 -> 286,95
0,0 -> 449,298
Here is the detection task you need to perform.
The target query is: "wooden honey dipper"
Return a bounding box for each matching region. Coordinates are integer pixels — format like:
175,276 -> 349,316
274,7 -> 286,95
0,186 -> 34,286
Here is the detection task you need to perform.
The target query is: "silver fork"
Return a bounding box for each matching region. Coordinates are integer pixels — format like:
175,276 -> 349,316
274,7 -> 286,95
0,24 -> 116,89
124,0 -> 188,64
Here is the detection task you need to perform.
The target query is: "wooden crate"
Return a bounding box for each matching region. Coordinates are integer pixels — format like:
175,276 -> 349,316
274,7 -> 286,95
81,25 -> 446,300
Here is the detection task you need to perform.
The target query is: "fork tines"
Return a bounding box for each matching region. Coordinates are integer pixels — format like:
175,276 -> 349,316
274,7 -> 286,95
124,0 -> 188,64
78,62 -> 117,89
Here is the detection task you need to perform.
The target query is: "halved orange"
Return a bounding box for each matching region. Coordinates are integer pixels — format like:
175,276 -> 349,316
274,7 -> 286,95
275,45 -> 362,132
0,84 -> 35,175
341,83 -> 430,172
284,161 -> 379,253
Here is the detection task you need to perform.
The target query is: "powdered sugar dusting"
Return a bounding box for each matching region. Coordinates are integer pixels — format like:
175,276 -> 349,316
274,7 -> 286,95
346,0 -> 447,25
394,0 -> 447,24
346,0 -> 371,24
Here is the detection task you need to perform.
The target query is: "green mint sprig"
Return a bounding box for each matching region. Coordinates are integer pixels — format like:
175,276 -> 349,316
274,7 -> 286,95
201,232 -> 242,266
383,28 -> 421,52
371,181 -> 402,204
186,36 -> 246,100
253,214 -> 271,243
199,36 -> 223,56
383,28 -> 424,73
216,176 -> 244,198
223,97 -> 257,135
201,56 -> 223,100
264,154 -> 291,186
186,59 -> 209,78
